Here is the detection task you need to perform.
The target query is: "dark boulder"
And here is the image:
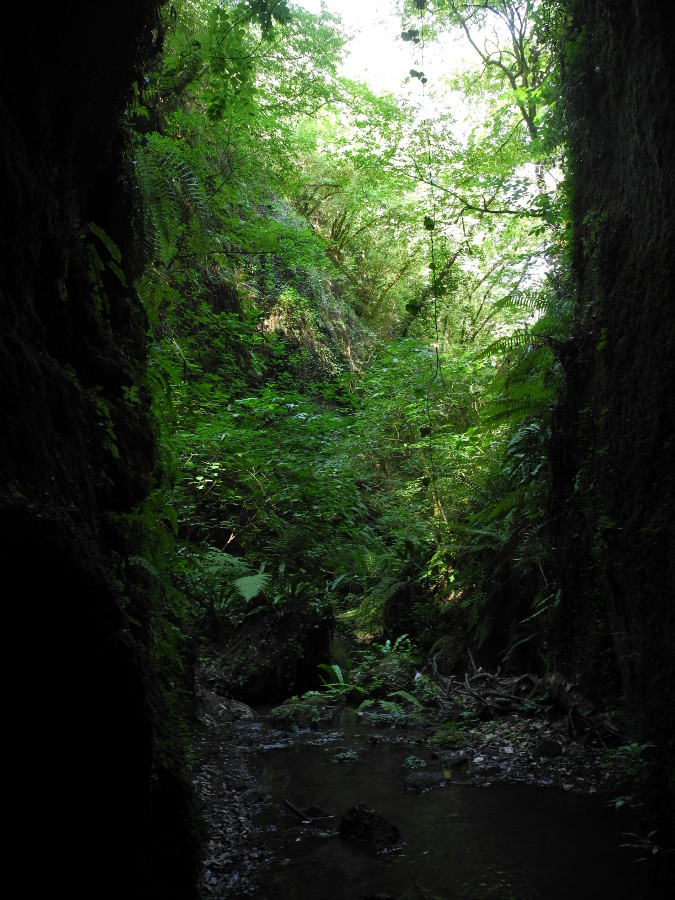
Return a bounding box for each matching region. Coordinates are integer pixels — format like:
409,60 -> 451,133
404,770 -> 449,793
339,804 -> 403,854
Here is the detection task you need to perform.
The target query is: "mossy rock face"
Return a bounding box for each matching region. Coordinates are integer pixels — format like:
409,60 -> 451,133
202,600 -> 334,705
270,696 -> 321,729
552,0 -> 675,819
0,2 -> 203,897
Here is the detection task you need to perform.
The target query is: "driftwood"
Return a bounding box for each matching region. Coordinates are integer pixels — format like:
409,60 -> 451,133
429,654 -> 618,740
534,673 -> 619,739
283,798 -> 333,822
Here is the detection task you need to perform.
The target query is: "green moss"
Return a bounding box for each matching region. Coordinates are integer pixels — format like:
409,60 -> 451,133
270,695 -> 321,729
429,720 -> 469,750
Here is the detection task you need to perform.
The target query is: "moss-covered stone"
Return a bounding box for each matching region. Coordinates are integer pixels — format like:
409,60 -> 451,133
270,695 -> 323,729
429,720 -> 470,750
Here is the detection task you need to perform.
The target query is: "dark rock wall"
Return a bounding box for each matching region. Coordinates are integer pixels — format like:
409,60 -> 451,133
553,0 -> 675,814
1,4 -> 198,896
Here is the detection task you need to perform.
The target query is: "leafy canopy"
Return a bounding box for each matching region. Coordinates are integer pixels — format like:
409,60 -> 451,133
129,0 -> 572,671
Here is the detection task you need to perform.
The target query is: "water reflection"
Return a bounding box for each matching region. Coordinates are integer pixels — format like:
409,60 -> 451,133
240,711 -> 668,899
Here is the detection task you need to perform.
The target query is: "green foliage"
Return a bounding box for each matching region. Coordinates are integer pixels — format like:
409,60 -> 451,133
134,131 -> 212,268
353,644 -> 420,698
123,0 -> 575,698
177,547 -> 270,629
316,662 -> 365,701
607,741 -> 656,807
233,570 -> 271,602
429,720 -> 470,750
356,692 -> 426,728
374,635 -> 417,657
357,698 -> 406,718
333,748 -> 360,762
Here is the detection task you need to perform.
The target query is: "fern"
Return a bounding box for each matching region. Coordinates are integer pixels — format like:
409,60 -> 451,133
478,329 -> 534,360
201,549 -> 250,582
491,289 -> 548,317
128,554 -> 160,581
233,570 -> 270,602
357,698 -> 406,716
376,699 -> 406,716
134,133 -> 213,267
481,394 -> 552,426
389,689 -> 422,708
318,663 -> 345,685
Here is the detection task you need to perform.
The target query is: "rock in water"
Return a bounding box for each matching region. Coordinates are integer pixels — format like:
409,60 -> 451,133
404,770 -> 448,793
339,804 -> 402,854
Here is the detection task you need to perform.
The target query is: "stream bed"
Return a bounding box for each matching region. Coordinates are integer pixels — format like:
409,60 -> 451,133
228,709 -> 668,899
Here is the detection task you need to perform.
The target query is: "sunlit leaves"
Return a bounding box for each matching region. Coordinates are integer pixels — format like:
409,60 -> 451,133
131,0 -> 571,655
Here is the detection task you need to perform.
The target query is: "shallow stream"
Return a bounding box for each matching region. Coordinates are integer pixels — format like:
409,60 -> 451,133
233,709 -> 667,899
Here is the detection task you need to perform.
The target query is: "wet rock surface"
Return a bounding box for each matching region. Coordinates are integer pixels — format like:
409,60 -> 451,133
403,770 -> 448,793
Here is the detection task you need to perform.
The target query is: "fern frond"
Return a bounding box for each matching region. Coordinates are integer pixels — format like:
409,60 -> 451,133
358,698 -> 405,716
478,329 -> 534,360
376,699 -> 406,716
128,554 -> 160,580
492,289 -> 548,316
481,394 -> 552,425
147,134 -> 211,226
202,550 -> 250,579
371,576 -> 407,604
318,663 -> 345,685
233,571 -> 270,602
134,134 -> 213,267
389,689 -> 422,708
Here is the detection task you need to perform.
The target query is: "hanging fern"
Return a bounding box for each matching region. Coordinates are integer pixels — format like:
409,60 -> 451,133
491,289 -> 548,317
478,329 -> 535,360
481,393 -> 553,426
134,133 -> 213,267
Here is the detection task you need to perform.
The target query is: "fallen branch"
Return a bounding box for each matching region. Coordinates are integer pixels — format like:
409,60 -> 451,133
534,674 -> 619,739
283,798 -> 307,820
411,874 -> 433,900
